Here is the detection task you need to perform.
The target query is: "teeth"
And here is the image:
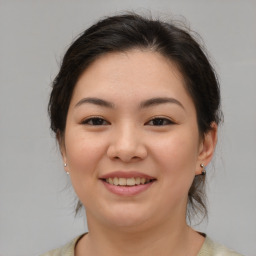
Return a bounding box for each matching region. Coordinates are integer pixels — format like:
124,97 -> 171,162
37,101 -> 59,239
126,178 -> 135,186
105,177 -> 151,186
113,177 -> 119,186
119,178 -> 127,186
135,177 -> 140,185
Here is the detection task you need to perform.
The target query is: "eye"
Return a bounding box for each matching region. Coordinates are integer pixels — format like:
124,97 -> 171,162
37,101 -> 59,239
81,117 -> 110,126
146,117 -> 174,126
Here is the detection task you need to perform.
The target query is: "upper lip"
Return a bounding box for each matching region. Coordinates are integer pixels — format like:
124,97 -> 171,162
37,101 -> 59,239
99,171 -> 156,180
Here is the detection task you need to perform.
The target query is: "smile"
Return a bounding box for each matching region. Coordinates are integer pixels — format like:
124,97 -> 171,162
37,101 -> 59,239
104,177 -> 153,186
99,171 -> 156,196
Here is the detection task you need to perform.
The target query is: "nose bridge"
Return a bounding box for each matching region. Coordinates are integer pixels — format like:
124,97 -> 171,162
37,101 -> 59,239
114,122 -> 139,153
107,121 -> 146,161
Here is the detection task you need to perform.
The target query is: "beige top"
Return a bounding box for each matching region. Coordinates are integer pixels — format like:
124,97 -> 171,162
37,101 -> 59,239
41,234 -> 244,256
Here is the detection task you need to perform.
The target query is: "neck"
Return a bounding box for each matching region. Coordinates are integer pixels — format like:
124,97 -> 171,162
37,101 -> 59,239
76,213 -> 204,256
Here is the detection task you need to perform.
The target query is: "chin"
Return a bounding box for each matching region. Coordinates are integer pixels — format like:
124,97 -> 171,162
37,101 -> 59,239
105,217 -> 151,233
95,205 -> 152,231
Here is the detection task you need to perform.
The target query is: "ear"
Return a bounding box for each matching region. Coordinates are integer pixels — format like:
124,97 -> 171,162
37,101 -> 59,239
57,131 -> 68,170
195,122 -> 218,175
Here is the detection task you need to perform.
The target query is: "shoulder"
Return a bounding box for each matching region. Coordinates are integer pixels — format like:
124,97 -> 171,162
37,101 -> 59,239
40,234 -> 85,256
198,237 -> 244,256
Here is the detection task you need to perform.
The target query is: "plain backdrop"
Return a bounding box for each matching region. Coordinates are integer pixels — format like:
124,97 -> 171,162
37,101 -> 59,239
0,1 -> 255,255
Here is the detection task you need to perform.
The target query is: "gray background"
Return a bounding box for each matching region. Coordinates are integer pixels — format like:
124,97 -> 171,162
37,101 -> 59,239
0,1 -> 255,255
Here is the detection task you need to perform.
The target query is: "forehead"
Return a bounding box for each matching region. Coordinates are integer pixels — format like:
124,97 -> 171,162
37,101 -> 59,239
70,49 -> 193,109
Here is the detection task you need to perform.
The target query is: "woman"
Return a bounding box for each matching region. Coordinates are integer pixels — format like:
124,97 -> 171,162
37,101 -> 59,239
42,13 -> 243,256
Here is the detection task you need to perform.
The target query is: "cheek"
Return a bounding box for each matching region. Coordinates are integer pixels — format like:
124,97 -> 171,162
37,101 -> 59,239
154,131 -> 198,166
152,130 -> 199,189
64,131 -> 107,176
64,132 -> 108,205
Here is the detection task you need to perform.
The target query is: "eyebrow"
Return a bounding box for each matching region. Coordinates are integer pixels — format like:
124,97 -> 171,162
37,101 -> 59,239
75,97 -> 114,108
74,96 -> 184,110
140,97 -> 185,109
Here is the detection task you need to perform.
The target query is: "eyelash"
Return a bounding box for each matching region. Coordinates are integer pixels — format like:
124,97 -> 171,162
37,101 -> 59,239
146,117 -> 175,126
81,117 -> 110,126
81,117 -> 174,126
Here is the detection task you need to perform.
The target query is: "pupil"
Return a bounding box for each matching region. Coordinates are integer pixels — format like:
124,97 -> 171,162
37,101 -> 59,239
154,119 -> 163,125
94,118 -> 103,125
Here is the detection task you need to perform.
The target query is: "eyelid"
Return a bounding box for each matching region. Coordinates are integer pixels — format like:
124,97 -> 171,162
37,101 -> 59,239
81,116 -> 110,125
145,116 -> 176,126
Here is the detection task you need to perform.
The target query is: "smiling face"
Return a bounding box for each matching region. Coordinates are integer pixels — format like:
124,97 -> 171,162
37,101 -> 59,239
61,49 -> 216,231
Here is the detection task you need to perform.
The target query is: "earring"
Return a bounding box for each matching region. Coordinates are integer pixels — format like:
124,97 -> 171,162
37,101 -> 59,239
200,163 -> 206,175
64,163 -> 69,175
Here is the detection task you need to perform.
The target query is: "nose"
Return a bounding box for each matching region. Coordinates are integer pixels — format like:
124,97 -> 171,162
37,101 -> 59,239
107,124 -> 147,162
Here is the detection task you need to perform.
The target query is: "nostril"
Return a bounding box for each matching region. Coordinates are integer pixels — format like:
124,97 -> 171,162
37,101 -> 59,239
107,142 -> 147,162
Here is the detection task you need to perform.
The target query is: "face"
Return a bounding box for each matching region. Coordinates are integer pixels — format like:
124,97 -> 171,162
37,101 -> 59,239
61,50 -> 215,231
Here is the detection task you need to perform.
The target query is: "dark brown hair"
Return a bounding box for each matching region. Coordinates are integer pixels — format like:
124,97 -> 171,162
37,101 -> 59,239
48,13 -> 222,220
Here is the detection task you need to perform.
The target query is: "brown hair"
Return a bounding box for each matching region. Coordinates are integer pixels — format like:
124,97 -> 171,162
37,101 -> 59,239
48,13 -> 222,220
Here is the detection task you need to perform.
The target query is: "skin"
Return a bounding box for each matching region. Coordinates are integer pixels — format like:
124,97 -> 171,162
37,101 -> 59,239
60,49 -> 217,256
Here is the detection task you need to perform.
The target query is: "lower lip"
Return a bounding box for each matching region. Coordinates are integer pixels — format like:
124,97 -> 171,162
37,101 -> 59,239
101,180 -> 155,196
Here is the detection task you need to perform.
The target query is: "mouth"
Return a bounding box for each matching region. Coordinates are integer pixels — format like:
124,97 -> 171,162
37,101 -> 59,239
101,177 -> 156,186
99,171 -> 156,196
99,171 -> 157,197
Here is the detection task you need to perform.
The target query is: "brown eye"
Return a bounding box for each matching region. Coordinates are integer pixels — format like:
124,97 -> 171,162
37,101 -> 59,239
82,117 -> 109,126
146,118 -> 174,126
